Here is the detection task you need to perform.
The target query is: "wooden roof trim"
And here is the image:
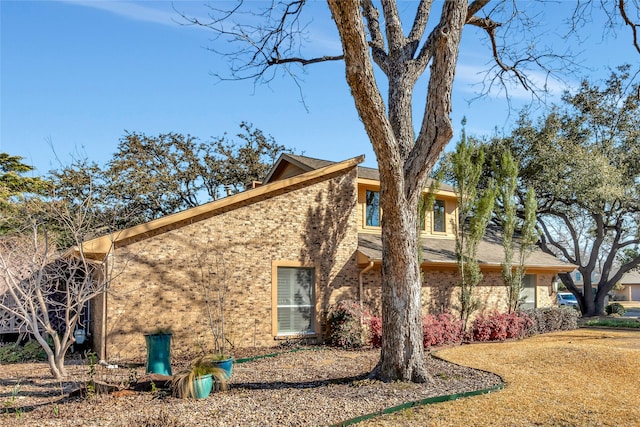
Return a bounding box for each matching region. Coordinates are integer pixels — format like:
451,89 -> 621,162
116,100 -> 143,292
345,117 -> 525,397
356,251 -> 576,273
82,155 -> 364,258
262,153 -> 315,183
355,177 -> 456,197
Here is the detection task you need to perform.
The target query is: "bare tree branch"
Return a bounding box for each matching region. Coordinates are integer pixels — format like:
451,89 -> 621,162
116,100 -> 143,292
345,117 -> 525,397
619,0 -> 640,54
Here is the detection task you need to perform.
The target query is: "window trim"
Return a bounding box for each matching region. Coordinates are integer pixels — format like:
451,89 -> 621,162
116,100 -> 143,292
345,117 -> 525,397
271,261 -> 318,338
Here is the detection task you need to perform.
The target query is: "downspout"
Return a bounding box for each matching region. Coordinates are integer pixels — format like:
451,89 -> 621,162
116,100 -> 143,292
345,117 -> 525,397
100,253 -> 110,361
359,261 -> 375,308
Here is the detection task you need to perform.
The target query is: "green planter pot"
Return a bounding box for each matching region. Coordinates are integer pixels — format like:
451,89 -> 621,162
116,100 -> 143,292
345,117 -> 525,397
193,374 -> 213,399
144,333 -> 172,376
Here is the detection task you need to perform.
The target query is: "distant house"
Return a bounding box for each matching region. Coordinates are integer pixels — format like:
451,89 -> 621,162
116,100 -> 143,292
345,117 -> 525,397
564,269 -> 639,302
80,154 -> 575,360
612,270 -> 640,301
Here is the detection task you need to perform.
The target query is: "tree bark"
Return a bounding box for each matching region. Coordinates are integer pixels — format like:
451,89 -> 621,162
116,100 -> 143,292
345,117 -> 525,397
328,0 -> 467,382
378,188 -> 427,382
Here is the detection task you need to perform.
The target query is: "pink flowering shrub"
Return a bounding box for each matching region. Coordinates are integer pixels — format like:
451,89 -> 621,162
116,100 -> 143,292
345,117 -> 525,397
422,312 -> 464,348
471,311 -> 533,342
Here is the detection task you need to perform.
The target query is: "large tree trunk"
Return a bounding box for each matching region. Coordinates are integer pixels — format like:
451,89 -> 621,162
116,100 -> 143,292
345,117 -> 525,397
377,186 -> 428,382
328,0 -> 465,382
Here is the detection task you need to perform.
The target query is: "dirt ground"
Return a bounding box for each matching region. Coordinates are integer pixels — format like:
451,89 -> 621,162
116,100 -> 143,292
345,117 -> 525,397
363,329 -> 640,427
1,329 -> 638,426
0,346 -> 499,426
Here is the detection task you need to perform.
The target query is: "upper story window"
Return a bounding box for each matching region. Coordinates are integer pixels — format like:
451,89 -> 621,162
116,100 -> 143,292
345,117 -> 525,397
365,190 -> 380,227
433,199 -> 446,233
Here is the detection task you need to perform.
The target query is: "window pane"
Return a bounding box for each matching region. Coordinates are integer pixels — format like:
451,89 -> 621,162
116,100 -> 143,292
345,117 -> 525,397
277,307 -> 313,334
419,196 -> 426,231
433,200 -> 445,232
520,274 -> 536,309
365,190 -> 380,227
277,267 -> 315,334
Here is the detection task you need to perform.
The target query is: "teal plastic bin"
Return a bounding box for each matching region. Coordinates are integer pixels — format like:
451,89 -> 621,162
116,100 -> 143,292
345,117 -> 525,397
144,333 -> 172,376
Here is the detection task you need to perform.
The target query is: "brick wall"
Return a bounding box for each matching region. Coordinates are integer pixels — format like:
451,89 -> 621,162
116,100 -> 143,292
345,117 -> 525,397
361,267 -> 556,320
102,169 -> 360,360
95,163 -> 559,361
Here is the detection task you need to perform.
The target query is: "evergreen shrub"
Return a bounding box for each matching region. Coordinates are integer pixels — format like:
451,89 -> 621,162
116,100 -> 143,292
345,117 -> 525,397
522,307 -> 579,335
326,300 -> 371,349
422,312 -> 464,348
368,312 -> 463,349
606,303 -> 626,316
470,311 -> 532,342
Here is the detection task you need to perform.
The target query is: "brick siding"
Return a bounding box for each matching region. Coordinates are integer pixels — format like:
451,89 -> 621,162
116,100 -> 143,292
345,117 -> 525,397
100,169 -> 360,360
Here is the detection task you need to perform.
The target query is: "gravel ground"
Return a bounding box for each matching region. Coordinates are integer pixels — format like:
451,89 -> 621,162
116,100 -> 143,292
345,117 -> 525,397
0,347 -> 501,426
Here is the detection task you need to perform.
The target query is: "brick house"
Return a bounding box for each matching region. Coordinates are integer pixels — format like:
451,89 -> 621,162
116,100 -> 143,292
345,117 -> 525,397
81,154 -> 574,360
611,270 -> 640,301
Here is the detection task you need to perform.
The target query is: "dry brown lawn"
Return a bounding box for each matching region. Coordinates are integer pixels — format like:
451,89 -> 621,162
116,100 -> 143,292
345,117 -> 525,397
363,329 -> 640,427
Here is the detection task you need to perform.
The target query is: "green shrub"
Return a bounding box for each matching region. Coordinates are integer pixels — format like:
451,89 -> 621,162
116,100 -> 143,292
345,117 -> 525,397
585,318 -> 640,328
606,303 -> 626,316
326,300 -> 371,349
0,340 -> 48,363
521,307 -> 579,335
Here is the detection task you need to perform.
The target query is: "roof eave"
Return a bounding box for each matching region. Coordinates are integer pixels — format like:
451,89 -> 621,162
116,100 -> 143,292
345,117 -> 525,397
82,155 -> 364,260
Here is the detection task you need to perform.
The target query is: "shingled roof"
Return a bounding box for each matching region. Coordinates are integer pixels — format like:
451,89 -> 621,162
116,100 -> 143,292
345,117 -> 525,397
357,230 -> 575,272
264,154 -> 454,192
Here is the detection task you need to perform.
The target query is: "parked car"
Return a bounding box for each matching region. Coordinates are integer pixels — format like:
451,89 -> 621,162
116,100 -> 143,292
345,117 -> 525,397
557,292 -> 579,308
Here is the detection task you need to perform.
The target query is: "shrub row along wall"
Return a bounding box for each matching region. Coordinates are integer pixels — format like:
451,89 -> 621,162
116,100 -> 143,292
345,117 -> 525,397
326,300 -> 579,349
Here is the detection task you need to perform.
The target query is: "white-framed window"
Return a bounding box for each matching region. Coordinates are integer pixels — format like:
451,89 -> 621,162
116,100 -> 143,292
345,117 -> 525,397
520,274 -> 537,309
275,266 -> 315,335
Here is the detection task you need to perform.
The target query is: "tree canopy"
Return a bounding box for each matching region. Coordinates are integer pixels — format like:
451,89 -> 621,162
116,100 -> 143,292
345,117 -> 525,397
49,123 -> 291,229
493,66 -> 640,316
0,153 -> 51,234
0,153 -> 50,205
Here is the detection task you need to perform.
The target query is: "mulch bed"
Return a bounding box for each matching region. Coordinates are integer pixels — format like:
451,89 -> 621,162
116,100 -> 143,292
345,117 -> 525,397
0,345 -> 502,426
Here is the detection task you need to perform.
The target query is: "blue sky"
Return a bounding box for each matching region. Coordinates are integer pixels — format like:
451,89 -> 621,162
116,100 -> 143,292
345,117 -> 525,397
1,1 -> 636,176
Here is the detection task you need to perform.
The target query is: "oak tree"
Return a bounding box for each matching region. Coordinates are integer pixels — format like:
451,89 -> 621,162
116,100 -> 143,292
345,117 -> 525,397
179,1 -> 639,381
496,67 -> 640,316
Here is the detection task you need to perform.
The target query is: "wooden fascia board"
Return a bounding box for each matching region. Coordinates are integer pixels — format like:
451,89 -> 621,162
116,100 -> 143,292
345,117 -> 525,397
357,253 -> 575,273
83,155 -> 364,259
356,177 -> 380,187
356,177 -> 456,198
421,262 -> 576,273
